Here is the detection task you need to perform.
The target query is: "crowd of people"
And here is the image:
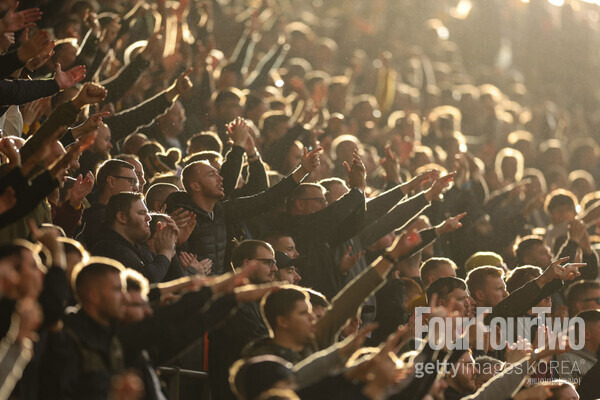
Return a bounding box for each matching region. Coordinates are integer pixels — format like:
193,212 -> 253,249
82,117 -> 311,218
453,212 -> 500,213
1,0 -> 600,399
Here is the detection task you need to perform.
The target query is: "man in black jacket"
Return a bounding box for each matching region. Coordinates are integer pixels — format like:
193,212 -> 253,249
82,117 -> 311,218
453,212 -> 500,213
77,159 -> 139,248
91,192 -> 178,283
165,147 -> 321,276
276,151 -> 367,300
208,239 -> 279,400
42,256 -> 276,400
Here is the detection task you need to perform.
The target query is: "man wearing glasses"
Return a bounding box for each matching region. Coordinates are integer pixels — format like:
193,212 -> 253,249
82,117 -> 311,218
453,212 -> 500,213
77,159 -> 139,248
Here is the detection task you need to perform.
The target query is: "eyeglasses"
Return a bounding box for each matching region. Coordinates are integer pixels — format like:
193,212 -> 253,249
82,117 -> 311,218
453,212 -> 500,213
112,176 -> 139,187
253,258 -> 277,268
298,197 -> 327,205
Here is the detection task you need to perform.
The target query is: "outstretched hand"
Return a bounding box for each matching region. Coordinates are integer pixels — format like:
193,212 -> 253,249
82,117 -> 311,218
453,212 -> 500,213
0,2 -> 42,33
435,212 -> 467,236
292,147 -> 322,183
55,64 -> 86,90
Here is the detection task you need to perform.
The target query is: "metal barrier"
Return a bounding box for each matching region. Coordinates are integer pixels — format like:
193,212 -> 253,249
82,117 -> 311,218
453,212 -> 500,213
157,367 -> 210,400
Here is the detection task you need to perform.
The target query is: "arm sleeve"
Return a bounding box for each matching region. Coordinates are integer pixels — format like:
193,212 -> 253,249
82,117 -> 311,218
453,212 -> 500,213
292,346 -> 345,389
223,174 -> 300,223
220,146 -> 244,199
0,51 -> 26,79
359,192 -> 430,247
557,238 -> 599,281
104,91 -> 173,143
228,29 -> 255,76
245,41 -> 289,90
315,267 -> 384,349
20,101 -> 80,164
0,170 -> 59,229
485,280 -> 544,324
233,158 -> 269,198
0,78 -> 60,106
100,55 -> 152,104
288,189 -> 366,241
364,184 -> 408,222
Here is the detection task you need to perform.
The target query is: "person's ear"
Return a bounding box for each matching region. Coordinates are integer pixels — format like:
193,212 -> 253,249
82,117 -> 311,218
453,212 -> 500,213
276,315 -> 289,330
474,289 -> 485,303
88,286 -> 100,305
190,181 -> 201,193
115,210 -> 128,225
107,176 -> 115,189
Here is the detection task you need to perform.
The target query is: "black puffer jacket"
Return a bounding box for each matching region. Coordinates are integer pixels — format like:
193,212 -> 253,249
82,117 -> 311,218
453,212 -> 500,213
165,174 -> 300,275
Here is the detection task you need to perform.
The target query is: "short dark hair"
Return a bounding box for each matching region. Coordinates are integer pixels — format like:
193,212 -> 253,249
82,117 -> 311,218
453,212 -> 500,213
187,132 -> 223,154
231,240 -> 273,269
286,183 -> 325,213
96,159 -> 135,192
465,266 -> 504,298
420,257 -> 456,285
426,276 -> 466,304
213,88 -> 246,107
261,285 -> 309,333
505,266 -> 542,293
183,151 -> 223,167
122,268 -> 149,297
105,192 -> 144,227
259,111 -> 288,132
544,189 -> 578,216
261,231 -> 293,246
145,183 -> 178,211
305,287 -> 330,308
57,237 -> 88,259
72,257 -> 125,303
514,235 -> 545,265
181,161 -> 211,193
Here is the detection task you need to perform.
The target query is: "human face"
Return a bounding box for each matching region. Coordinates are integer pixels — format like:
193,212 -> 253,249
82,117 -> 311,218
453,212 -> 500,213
273,236 -> 299,259
325,182 -> 349,204
122,290 -> 153,323
448,352 -> 476,394
280,299 -> 316,345
92,124 -> 113,158
247,246 -> 277,284
446,288 -> 470,318
125,200 -> 152,243
551,204 -> 577,225
216,98 -> 243,123
16,249 -> 43,298
110,167 -> 139,194
296,187 -> 327,215
128,159 -> 146,190
523,244 -> 552,268
312,305 -> 326,321
277,266 -> 301,284
585,320 -> 600,353
575,288 -> 600,315
480,276 -> 508,307
98,272 -> 127,322
192,163 -> 225,199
